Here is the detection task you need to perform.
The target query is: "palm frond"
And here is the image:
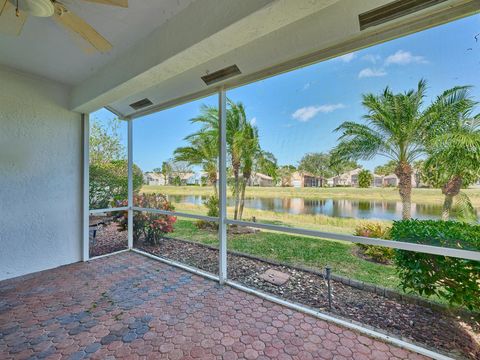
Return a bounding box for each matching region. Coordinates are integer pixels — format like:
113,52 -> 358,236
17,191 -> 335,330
454,192 -> 478,223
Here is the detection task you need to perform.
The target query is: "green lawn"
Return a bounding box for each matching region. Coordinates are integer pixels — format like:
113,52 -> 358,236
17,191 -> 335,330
172,218 -> 400,289
141,185 -> 480,208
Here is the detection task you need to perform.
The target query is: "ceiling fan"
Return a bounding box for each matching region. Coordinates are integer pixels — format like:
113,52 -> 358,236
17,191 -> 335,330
0,0 -> 128,52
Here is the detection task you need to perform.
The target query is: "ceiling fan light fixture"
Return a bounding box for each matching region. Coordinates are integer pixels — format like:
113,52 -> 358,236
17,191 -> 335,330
16,0 -> 55,17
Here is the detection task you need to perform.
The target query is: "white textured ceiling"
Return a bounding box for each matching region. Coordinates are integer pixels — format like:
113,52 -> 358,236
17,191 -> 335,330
0,0 -> 196,85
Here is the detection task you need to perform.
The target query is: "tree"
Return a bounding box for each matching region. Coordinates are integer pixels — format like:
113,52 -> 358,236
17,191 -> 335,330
153,161 -> 173,185
412,160 -> 425,188
89,160 -> 143,209
174,100 -> 273,220
298,152 -> 333,187
425,111 -> 480,220
331,80 -> 472,219
88,118 -> 143,209
89,118 -> 125,164
256,151 -> 278,181
374,160 -> 397,176
328,157 -> 359,177
174,129 -> 218,195
278,165 -> 296,186
358,169 -> 373,188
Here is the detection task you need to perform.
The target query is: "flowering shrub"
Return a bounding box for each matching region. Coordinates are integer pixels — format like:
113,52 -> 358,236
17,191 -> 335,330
117,193 -> 176,245
354,222 -> 394,264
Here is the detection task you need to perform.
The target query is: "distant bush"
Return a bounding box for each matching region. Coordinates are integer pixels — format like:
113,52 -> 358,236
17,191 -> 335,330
392,219 -> 480,311
354,223 -> 394,263
118,193 -> 176,245
358,169 -> 373,188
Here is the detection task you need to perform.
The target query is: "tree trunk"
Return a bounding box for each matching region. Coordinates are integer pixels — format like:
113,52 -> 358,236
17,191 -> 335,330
395,162 -> 413,220
238,179 -> 247,220
233,166 -> 240,220
441,175 -> 462,221
209,173 -> 218,197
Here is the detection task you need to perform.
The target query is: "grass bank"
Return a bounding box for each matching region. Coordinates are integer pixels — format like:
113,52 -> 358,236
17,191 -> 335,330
141,185 -> 480,208
163,202 -> 387,234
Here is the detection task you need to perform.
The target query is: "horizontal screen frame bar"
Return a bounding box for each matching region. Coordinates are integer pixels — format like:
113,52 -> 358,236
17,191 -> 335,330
225,219 -> 480,261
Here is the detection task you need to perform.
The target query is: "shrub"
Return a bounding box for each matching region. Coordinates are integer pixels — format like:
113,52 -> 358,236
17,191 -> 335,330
391,219 -> 480,311
354,223 -> 394,263
358,169 -> 373,188
117,193 -> 176,245
89,160 -> 143,209
196,195 -> 219,230
204,195 -> 219,217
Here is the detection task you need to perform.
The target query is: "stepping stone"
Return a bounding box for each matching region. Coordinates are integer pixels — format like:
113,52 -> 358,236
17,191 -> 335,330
259,269 -> 290,286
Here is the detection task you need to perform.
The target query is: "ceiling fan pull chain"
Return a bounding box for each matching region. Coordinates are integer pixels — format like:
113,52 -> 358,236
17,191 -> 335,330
15,0 -> 19,17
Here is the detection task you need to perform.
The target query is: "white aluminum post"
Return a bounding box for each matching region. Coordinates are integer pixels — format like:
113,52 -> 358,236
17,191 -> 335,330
82,113 -> 90,261
218,88 -> 228,283
127,119 -> 133,248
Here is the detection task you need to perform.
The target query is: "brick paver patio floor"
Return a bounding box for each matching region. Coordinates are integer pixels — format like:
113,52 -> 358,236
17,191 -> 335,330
0,251 -> 430,359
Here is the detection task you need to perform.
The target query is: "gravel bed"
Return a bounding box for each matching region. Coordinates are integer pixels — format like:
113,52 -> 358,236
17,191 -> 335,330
137,236 -> 480,360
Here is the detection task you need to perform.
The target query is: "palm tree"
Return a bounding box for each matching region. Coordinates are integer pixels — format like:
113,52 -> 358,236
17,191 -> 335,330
228,101 -> 249,219
174,100 -> 273,220
185,101 -> 250,219
425,111 -> 480,220
174,128 -> 218,196
331,80 -> 471,219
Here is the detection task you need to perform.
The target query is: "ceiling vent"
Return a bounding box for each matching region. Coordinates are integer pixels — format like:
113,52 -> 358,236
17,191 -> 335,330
129,98 -> 153,110
359,0 -> 447,30
201,65 -> 241,85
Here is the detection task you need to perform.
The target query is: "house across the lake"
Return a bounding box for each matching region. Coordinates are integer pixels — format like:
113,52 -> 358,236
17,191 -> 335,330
327,169 -> 420,188
247,172 -> 274,187
328,168 -> 362,187
283,171 -> 323,187
170,172 -> 201,186
144,172 -> 166,186
144,172 -> 201,186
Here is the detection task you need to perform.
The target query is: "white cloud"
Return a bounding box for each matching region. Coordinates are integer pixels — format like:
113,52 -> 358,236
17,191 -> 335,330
250,117 -> 257,125
362,54 -> 381,64
385,50 -> 428,66
337,52 -> 356,63
358,68 -> 387,78
292,104 -> 345,122
302,82 -> 311,91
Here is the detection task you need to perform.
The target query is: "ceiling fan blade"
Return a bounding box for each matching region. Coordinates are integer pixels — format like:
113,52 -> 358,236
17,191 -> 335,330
0,0 -> 28,36
82,0 -> 128,8
53,4 -> 112,53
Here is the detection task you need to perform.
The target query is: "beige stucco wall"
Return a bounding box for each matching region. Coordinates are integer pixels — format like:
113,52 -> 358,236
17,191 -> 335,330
0,67 -> 83,281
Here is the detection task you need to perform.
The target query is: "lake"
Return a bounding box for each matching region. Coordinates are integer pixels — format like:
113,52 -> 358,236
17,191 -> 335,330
166,194 -> 476,221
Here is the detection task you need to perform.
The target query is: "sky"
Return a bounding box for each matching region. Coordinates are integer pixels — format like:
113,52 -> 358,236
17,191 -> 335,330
92,14 -> 480,173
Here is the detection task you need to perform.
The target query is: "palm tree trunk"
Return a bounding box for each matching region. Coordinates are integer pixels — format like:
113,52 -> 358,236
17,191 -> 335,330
238,179 -> 247,220
209,172 -> 218,197
233,170 -> 240,220
441,175 -> 462,221
395,162 -> 413,220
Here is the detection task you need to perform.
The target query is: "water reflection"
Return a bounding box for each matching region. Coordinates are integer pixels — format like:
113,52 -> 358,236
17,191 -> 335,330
166,195 -> 477,221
